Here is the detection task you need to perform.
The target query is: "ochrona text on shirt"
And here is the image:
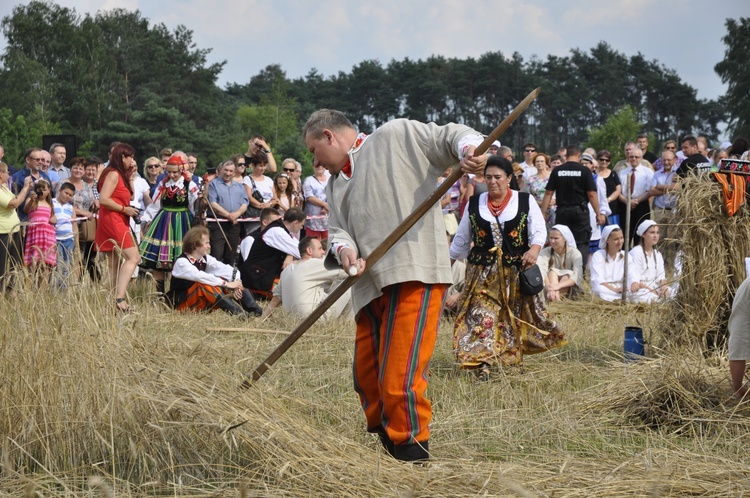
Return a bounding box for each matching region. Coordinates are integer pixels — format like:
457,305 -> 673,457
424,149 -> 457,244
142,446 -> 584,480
557,171 -> 582,177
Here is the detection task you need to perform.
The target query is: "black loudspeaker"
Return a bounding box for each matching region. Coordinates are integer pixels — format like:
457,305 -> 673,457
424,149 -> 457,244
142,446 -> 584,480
42,134 -> 77,168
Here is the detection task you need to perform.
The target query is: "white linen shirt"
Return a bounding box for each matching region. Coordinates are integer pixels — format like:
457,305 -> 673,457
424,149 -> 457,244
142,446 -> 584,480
171,254 -> 240,286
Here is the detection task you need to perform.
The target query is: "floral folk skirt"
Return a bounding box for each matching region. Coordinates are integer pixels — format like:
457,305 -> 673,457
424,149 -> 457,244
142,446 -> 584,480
453,262 -> 567,367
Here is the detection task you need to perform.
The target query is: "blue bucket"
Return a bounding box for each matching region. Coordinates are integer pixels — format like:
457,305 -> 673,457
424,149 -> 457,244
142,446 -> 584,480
624,326 -> 645,361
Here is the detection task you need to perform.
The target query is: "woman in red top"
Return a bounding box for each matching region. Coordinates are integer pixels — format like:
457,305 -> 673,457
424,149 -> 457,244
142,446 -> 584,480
96,143 -> 141,311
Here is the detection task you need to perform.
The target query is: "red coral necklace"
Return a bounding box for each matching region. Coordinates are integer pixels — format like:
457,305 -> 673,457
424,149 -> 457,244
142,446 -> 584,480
487,190 -> 511,217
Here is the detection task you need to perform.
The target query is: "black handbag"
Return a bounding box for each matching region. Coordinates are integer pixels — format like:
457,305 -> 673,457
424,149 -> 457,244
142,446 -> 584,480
519,264 -> 544,296
246,177 -> 264,217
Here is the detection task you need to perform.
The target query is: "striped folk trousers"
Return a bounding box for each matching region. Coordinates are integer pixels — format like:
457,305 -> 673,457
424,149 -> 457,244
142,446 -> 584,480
353,281 -> 447,446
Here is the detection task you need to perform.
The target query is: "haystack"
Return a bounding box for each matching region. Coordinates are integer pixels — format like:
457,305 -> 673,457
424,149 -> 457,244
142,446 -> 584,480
656,173 -> 750,346
583,354 -> 750,431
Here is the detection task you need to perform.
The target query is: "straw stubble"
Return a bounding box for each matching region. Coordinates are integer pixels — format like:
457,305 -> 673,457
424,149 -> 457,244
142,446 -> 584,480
1,253 -> 750,495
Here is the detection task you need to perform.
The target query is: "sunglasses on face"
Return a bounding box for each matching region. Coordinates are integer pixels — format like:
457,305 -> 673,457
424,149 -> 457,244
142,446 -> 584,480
597,158 -> 610,162
237,163 -> 246,167
147,165 -> 160,169
524,149 -> 536,153
283,168 -> 295,172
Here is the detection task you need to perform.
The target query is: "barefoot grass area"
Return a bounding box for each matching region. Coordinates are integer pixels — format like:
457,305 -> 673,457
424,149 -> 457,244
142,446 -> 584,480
2,284 -> 750,497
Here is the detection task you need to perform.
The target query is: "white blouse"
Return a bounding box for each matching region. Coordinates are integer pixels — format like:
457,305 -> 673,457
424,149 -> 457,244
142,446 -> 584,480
450,191 -> 547,261
142,177 -> 198,224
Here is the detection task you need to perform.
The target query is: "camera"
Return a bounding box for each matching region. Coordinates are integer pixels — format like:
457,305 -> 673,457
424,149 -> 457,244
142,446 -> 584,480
35,189 -> 44,197
132,210 -> 142,225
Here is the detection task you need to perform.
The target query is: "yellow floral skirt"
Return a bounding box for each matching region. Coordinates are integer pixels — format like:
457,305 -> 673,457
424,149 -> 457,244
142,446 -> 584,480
453,262 -> 567,367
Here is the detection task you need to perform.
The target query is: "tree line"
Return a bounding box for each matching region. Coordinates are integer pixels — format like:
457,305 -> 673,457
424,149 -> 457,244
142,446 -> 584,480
0,1 -> 745,173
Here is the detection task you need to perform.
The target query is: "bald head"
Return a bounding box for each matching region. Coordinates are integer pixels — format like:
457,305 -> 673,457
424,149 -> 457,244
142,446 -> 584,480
661,150 -> 676,171
497,146 -> 513,161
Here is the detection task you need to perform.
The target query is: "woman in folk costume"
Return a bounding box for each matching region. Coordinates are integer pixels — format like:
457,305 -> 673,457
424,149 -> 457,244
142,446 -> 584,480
590,224 -> 627,302
139,155 -> 198,294
537,224 -> 583,302
628,219 -> 670,303
450,156 -> 567,381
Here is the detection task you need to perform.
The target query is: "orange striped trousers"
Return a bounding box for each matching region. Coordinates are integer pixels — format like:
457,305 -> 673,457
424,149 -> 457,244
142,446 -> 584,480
176,282 -> 224,312
353,281 -> 447,446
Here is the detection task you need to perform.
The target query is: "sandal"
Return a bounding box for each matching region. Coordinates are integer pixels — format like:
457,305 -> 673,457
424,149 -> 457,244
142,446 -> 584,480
115,297 -> 132,313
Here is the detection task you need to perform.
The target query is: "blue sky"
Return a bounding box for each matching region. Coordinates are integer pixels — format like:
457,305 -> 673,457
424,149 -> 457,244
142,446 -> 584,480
0,0 -> 746,102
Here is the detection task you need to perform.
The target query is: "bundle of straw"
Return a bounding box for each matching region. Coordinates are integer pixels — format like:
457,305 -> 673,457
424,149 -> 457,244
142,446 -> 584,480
657,174 -> 750,346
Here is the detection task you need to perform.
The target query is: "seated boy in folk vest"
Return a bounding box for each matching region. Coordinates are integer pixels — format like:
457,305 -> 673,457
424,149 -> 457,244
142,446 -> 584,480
168,226 -> 262,317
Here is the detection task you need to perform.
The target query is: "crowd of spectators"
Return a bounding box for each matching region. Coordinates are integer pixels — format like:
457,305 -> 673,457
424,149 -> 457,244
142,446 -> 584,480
0,130 -> 747,317
0,135 -> 338,315
443,133 -> 750,310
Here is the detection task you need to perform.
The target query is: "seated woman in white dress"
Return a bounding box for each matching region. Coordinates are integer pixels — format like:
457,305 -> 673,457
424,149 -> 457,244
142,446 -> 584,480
628,220 -> 670,303
538,224 -> 583,302
590,224 -> 626,301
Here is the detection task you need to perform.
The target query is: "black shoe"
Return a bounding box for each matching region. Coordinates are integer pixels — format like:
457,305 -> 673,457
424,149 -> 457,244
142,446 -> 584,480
370,426 -> 395,456
393,440 -> 429,462
240,289 -> 263,316
215,295 -> 246,315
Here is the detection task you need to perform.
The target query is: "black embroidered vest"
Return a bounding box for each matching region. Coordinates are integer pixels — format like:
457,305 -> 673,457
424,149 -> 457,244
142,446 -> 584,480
240,218 -> 290,293
467,192 -> 530,268
167,253 -> 207,307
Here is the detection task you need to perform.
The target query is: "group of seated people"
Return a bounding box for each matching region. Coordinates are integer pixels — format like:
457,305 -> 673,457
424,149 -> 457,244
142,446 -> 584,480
447,217 -> 672,310
535,220 -> 671,303
0,135 -> 351,319
167,206 -> 352,320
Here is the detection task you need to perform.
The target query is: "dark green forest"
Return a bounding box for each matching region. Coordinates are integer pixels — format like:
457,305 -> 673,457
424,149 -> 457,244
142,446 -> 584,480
0,1 -> 747,172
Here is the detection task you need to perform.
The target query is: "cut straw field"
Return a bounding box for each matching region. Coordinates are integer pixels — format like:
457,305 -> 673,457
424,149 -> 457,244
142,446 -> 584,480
2,272 -> 750,497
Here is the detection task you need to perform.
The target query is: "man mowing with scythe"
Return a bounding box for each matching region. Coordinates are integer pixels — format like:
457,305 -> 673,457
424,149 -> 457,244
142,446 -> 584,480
303,109 -> 487,461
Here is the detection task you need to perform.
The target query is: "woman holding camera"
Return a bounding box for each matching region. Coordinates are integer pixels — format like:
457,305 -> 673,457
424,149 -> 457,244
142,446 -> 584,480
0,165 -> 33,292
96,143 -> 140,312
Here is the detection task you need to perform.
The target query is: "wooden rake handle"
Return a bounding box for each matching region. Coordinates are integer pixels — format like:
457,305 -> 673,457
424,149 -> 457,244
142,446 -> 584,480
242,87 -> 541,388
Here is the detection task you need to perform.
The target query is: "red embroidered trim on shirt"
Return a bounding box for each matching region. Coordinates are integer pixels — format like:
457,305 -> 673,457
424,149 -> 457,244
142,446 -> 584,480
340,133 -> 368,179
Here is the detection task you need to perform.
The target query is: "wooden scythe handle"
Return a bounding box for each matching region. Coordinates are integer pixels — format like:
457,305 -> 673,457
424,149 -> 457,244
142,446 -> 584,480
242,87 -> 541,388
